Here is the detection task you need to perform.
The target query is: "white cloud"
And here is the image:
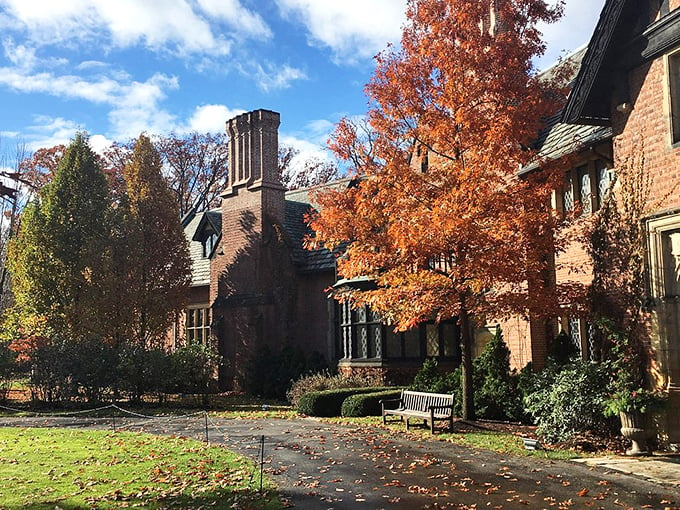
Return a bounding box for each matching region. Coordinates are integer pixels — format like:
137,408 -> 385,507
275,0 -> 406,64
3,39 -> 37,70
88,134 -> 114,155
251,62 -> 308,92
0,0 -> 269,56
186,104 -> 246,134
279,115 -> 345,168
0,59 -> 176,107
0,54 -> 183,142
196,0 -> 272,39
25,116 -> 83,150
76,60 -> 110,71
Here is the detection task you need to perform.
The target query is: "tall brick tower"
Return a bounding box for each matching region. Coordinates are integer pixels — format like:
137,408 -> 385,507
211,109 -> 296,390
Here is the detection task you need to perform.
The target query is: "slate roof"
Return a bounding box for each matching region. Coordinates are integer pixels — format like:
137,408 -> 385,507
182,209 -> 214,287
521,46 -> 612,174
283,179 -> 352,273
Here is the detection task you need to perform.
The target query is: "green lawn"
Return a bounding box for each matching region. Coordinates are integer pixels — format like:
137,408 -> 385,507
324,416 -> 582,460
0,428 -> 282,509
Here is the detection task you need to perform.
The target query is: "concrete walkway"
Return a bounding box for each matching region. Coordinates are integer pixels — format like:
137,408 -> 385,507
574,454 -> 680,487
1,415 -> 680,509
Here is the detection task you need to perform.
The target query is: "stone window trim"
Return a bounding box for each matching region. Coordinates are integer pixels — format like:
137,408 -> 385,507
668,49 -> 680,146
646,210 -> 680,302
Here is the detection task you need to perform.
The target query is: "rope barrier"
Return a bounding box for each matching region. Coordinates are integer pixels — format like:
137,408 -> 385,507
0,403 -> 287,446
0,402 -> 116,416
0,403 -> 282,495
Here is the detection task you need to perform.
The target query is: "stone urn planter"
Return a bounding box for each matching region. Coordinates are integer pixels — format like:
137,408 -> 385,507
619,411 -> 649,456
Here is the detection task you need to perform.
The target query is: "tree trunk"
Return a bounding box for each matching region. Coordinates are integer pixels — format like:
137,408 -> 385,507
460,304 -> 476,420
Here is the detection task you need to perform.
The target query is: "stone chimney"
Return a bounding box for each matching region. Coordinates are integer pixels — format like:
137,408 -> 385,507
224,109 -> 282,189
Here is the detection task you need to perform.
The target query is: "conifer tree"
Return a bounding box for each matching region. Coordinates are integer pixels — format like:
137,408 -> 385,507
7,133 -> 111,341
122,134 -> 191,347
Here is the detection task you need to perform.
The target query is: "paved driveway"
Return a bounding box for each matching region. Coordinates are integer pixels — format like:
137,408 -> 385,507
1,415 -> 679,509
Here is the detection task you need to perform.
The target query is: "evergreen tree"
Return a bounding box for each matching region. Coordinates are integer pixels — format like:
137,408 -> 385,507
7,133 -> 111,341
122,134 -> 191,347
472,328 -> 522,421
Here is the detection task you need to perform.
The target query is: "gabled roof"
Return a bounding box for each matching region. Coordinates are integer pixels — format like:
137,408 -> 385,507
182,180 -> 348,283
183,209 -> 215,287
522,46 -> 613,173
191,209 -> 222,242
562,0 -> 680,125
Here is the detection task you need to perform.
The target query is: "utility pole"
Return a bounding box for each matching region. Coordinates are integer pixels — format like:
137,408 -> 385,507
0,173 -> 19,308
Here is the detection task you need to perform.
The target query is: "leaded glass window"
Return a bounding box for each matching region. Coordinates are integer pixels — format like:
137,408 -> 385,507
426,324 -> 439,356
404,328 -> 421,357
386,329 -> 402,358
670,50 -> 680,144
441,323 -> 457,357
596,160 -> 613,209
578,165 -> 592,215
568,317 -> 582,355
563,174 -> 574,212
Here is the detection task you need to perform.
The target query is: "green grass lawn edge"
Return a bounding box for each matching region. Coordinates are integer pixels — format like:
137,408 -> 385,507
0,427 -> 282,509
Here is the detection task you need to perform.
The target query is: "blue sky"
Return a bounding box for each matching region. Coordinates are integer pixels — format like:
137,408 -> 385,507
0,0 -> 606,167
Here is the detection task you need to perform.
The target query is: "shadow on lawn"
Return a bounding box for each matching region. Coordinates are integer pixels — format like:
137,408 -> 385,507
4,488 -> 282,510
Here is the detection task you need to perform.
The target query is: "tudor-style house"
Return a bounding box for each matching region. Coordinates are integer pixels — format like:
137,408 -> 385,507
176,110 -> 463,391
500,0 -> 680,445
175,0 -> 679,444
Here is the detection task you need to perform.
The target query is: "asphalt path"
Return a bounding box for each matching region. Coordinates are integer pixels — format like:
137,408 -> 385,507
1,415 -> 679,509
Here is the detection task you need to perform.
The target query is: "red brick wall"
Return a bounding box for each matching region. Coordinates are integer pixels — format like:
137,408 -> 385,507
292,272 -> 336,362
611,59 -> 680,210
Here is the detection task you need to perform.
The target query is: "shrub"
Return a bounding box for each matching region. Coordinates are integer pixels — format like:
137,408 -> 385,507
118,343 -> 171,401
28,338 -> 75,403
65,337 -> 119,402
340,389 -> 403,417
287,369 -> 385,407
0,341 -> 16,402
169,343 -> 222,396
548,331 -> 578,365
297,387 -> 390,417
410,358 -> 458,394
472,328 -> 524,422
524,360 -> 614,443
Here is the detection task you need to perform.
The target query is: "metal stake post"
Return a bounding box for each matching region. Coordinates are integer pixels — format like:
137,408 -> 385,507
204,412 -> 209,444
259,434 -> 265,493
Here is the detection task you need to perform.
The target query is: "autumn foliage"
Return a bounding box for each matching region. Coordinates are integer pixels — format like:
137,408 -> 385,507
4,133 -> 191,362
309,0 -> 573,418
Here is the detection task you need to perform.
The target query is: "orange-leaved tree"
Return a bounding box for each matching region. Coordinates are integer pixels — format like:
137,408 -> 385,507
309,0 -> 574,419
121,134 -> 192,347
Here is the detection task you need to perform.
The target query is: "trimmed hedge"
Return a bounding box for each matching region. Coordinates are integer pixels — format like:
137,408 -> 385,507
341,389 -> 404,417
297,387 -> 391,417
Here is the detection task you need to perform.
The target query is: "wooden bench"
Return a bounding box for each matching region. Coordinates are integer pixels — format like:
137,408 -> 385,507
380,389 -> 455,434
